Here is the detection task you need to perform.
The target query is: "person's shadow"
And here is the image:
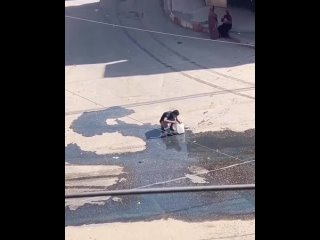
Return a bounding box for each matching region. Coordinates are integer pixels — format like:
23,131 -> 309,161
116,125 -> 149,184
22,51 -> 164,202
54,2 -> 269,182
145,128 -> 162,139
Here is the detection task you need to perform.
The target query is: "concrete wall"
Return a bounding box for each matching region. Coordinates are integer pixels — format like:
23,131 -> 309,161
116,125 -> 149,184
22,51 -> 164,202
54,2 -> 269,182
227,0 -> 254,11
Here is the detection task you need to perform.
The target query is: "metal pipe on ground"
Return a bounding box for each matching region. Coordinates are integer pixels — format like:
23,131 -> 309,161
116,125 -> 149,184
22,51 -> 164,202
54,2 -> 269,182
65,184 -> 255,199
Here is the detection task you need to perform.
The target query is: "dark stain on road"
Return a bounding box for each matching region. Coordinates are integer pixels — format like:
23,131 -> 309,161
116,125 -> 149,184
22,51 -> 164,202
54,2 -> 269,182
65,107 -> 255,226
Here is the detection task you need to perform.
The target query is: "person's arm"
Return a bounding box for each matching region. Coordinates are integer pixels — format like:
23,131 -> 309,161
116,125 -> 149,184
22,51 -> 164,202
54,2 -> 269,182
163,117 -> 177,124
225,15 -> 232,24
176,117 -> 181,124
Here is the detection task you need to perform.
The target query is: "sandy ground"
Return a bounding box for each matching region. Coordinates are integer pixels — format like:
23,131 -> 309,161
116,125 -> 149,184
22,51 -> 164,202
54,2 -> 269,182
65,164 -> 126,210
65,218 -> 255,240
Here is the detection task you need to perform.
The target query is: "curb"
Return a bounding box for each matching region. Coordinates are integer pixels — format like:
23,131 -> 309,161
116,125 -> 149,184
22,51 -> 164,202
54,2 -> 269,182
164,0 -> 207,33
164,0 -> 208,33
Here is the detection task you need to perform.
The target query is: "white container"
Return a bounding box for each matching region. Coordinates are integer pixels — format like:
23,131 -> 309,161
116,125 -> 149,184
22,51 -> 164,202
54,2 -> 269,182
173,123 -> 185,134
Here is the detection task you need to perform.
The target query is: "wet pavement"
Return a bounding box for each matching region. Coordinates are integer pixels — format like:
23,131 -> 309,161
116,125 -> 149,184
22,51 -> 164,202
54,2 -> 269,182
65,191 -> 254,226
65,107 -> 255,226
65,0 -> 255,229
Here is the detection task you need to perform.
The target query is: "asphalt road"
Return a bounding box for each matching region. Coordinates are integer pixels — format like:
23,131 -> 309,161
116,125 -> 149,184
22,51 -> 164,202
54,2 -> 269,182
65,0 -> 255,227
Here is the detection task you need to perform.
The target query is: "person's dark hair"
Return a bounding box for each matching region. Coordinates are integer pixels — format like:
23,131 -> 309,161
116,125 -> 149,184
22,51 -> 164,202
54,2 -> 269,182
172,110 -> 179,116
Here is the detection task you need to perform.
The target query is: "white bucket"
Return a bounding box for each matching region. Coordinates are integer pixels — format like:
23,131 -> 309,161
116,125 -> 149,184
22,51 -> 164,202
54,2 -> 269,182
173,123 -> 185,134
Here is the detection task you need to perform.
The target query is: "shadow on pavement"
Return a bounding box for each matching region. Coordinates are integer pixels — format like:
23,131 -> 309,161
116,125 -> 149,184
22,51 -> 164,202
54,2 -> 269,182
65,0 -> 255,78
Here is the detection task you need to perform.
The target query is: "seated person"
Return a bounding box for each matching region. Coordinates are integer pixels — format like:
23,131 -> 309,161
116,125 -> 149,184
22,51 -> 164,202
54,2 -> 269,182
218,9 -> 232,38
